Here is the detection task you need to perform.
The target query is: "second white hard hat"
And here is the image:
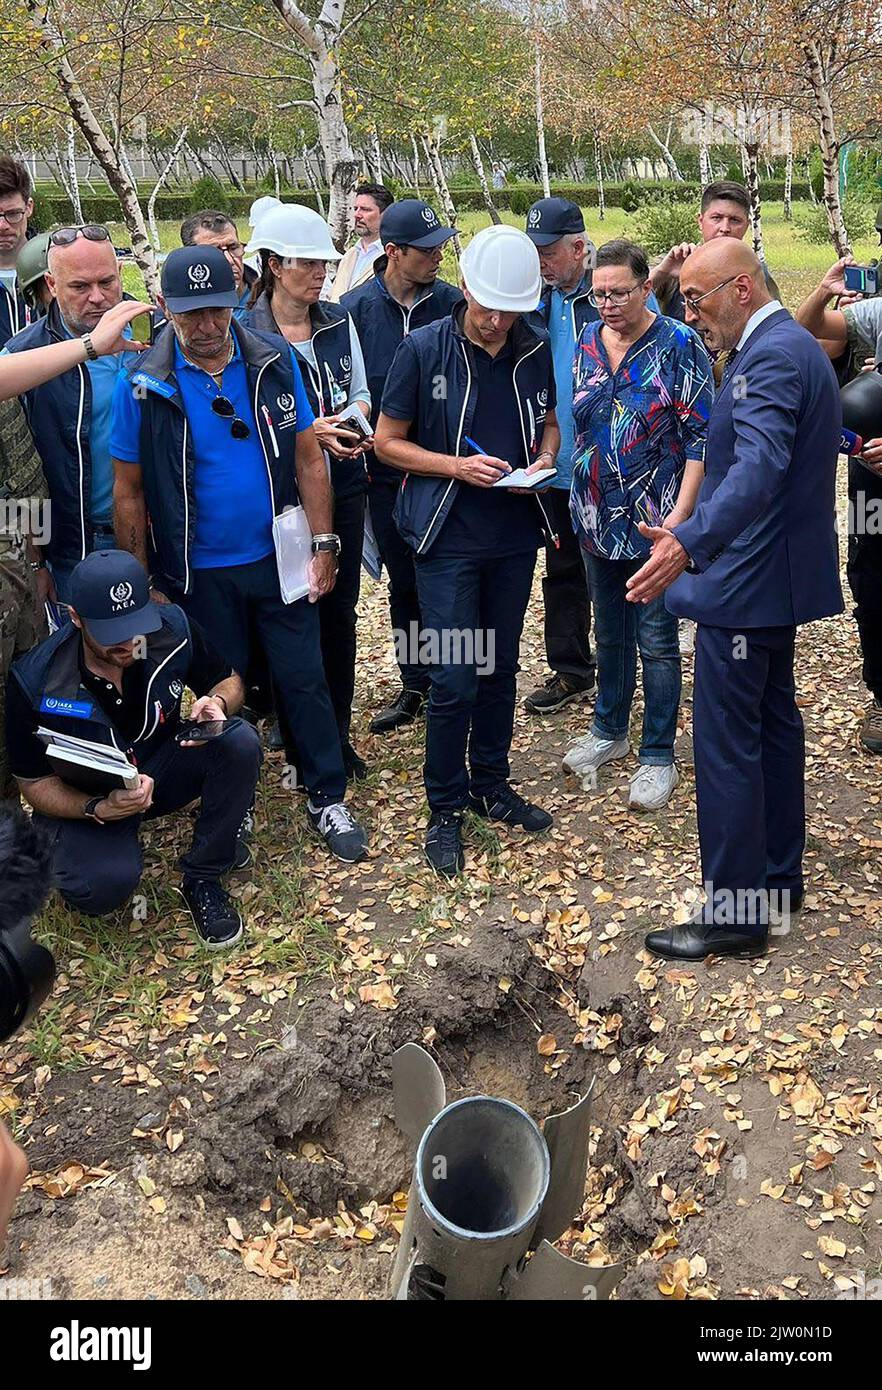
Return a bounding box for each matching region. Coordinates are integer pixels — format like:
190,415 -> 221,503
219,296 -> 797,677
244,203 -> 341,261
460,224 -> 542,313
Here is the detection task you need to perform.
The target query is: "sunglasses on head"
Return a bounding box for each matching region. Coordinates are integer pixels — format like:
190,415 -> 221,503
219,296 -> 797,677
49,223 -> 112,248
211,395 -> 251,439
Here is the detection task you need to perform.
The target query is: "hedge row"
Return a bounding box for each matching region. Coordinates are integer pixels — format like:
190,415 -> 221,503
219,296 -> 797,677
30,179 -> 813,228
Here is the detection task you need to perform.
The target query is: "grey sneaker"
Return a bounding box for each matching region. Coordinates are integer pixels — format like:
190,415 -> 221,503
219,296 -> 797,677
861,698 -> 882,753
562,732 -> 630,778
307,802 -> 368,863
629,763 -> 679,810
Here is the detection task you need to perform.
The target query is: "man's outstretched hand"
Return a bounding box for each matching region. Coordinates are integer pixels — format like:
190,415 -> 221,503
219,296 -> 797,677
626,522 -> 690,604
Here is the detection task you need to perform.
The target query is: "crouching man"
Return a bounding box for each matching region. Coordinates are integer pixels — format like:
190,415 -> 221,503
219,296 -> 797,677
5,549 -> 261,949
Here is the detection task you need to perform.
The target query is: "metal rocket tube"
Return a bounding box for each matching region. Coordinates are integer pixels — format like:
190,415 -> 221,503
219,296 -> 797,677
390,1096 -> 550,1301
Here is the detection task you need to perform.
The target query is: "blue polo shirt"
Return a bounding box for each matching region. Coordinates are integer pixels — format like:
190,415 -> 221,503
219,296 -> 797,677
382,335 -> 547,558
110,337 -> 314,569
1,317 -> 135,524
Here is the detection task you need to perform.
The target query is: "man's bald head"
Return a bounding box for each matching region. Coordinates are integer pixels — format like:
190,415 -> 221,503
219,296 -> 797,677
46,236 -> 122,336
680,237 -> 771,355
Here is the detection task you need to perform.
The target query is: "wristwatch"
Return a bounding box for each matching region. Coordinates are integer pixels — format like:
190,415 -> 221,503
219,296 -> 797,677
311,534 -> 341,557
29,559 -> 46,572
81,333 -> 99,362
83,796 -> 106,824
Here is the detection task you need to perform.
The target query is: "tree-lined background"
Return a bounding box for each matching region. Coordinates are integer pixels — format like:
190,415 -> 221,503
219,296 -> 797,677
1,0 -> 881,297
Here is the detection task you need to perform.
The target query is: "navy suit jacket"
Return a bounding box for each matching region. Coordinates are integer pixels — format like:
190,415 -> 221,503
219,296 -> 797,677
666,307 -> 844,629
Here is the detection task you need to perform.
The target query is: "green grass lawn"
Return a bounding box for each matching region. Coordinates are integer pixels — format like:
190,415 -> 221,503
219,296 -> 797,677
113,202 -> 879,312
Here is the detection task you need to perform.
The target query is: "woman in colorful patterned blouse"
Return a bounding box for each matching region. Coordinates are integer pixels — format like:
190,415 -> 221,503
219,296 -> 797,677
563,239 -> 714,810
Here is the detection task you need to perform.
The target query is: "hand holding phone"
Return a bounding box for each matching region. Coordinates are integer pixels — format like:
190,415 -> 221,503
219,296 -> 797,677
844,264 -> 879,297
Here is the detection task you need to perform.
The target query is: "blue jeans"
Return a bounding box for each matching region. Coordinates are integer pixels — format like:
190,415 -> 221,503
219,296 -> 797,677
584,550 -> 681,764
50,525 -> 118,603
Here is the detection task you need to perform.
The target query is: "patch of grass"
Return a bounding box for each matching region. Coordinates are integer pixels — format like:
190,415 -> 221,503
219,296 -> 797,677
24,1003 -> 89,1072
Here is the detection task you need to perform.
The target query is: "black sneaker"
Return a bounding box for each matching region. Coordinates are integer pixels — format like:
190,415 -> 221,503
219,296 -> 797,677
180,878 -> 243,950
469,784 -> 553,832
307,802 -> 368,862
524,673 -> 595,714
425,812 -> 465,878
369,687 -> 427,735
233,809 -> 253,870
342,741 -> 368,781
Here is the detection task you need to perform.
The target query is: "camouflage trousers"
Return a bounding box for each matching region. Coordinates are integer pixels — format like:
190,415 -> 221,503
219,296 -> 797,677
0,535 -> 46,798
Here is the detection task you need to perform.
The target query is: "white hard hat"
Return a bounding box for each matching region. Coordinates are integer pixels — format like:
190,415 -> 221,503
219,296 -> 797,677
248,195 -> 281,230
460,224 -> 542,313
244,203 -> 341,262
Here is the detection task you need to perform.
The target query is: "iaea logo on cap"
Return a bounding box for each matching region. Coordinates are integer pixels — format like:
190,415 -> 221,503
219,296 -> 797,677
528,208 -> 541,227
277,392 -> 296,413
109,581 -> 134,605
421,207 -> 438,224
188,263 -> 211,286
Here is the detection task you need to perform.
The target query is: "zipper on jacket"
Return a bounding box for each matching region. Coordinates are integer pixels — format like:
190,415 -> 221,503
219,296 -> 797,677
416,337 -> 471,554
181,418 -> 191,594
133,637 -> 188,743
74,364 -> 87,559
254,358 -> 281,510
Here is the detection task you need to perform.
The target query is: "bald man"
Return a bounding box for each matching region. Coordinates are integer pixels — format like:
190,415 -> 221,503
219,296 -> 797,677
2,226 -> 148,601
626,239 -> 843,960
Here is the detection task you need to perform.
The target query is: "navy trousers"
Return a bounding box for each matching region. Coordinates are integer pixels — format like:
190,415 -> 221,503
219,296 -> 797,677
40,718 -> 262,916
414,548 -> 537,814
693,623 -> 804,932
182,554 -> 346,804
368,481 -> 431,694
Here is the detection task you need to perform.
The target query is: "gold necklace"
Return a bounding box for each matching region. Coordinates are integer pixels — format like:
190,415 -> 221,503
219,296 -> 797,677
182,336 -> 233,383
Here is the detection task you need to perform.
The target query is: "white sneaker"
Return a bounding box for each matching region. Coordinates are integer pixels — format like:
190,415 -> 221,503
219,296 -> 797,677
629,763 -> 679,810
562,733 -> 630,777
678,619 -> 696,656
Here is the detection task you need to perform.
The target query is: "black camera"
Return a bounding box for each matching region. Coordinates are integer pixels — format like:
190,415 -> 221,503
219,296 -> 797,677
0,805 -> 55,1043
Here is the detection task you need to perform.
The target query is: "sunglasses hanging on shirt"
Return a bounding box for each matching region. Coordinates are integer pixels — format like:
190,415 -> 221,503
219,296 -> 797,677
211,395 -> 251,440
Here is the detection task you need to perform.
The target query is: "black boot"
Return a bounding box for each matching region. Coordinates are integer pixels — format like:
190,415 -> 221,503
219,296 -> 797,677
369,687 -> 427,735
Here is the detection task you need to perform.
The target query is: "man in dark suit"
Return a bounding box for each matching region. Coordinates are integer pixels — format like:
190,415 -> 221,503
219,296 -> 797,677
624,239 -> 843,961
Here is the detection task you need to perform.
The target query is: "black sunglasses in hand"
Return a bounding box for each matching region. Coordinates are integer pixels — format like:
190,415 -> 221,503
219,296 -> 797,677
211,395 -> 251,440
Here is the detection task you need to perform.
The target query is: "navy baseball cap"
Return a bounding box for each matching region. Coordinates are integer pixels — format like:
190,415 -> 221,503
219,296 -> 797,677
525,197 -> 585,246
161,245 -> 239,314
69,551 -> 162,645
380,199 -> 456,249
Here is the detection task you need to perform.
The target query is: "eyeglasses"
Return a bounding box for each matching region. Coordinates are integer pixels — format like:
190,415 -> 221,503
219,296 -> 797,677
683,276 -> 738,314
211,395 -> 251,439
0,207 -> 27,227
587,283 -> 645,308
48,224 -> 112,248
217,241 -> 244,257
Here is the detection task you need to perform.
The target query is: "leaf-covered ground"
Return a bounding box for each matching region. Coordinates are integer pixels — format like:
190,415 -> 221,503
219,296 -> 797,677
2,477 -> 881,1302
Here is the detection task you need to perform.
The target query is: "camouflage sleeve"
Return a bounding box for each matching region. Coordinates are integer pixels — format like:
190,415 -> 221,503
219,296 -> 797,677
843,300 -> 882,367
0,396 -> 47,503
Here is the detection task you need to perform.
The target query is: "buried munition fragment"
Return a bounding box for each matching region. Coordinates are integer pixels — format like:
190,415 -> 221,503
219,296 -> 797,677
389,1043 -> 622,1300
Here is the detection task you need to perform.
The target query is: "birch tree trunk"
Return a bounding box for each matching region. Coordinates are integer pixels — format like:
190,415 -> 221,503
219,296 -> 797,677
147,126 -> 188,251
783,135 -> 793,221
411,133 -> 422,195
302,144 -> 326,215
369,128 -> 383,182
24,0 -> 158,297
593,129 -> 605,221
272,0 -> 360,250
534,37 -> 551,198
420,132 -> 460,258
699,141 -> 712,187
803,41 -> 849,255
647,122 -> 684,180
65,121 -> 83,223
741,141 -> 764,258
468,131 -> 500,224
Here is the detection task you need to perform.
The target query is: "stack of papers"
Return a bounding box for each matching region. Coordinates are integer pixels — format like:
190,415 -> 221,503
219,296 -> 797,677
37,727 -> 140,795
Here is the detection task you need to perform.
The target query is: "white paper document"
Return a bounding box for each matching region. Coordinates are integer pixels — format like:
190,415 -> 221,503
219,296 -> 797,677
491,468 -> 557,490
272,505 -> 313,605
